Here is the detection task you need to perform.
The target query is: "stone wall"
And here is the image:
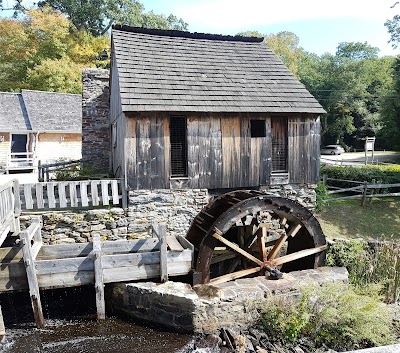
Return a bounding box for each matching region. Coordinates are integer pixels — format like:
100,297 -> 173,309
19,189 -> 210,245
82,69 -> 110,173
17,185 -> 317,245
108,267 -> 349,334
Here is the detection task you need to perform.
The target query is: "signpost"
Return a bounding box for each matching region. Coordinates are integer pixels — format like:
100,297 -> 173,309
364,137 -> 376,165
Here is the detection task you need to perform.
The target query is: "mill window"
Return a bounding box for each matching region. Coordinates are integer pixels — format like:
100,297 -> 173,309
250,120 -> 266,138
271,117 -> 288,172
170,116 -> 188,177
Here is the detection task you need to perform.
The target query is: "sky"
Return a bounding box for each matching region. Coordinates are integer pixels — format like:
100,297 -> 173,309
1,0 -> 398,57
141,0 -> 399,57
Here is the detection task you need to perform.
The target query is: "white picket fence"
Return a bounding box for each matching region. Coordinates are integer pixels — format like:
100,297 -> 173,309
20,179 -> 124,210
0,179 -> 21,245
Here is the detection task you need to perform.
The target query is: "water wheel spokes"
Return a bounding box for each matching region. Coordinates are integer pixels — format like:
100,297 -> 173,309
186,192 -> 327,285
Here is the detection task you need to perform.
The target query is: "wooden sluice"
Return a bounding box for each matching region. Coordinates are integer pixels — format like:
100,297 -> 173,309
0,219 -> 193,327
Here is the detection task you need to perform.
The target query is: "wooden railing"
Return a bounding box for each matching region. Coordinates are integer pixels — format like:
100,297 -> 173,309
20,179 -> 126,210
38,159 -> 81,182
323,176 -> 400,205
7,152 -> 37,171
0,179 -> 21,246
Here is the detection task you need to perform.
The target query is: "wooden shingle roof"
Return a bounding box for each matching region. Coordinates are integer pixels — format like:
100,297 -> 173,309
112,26 -> 325,114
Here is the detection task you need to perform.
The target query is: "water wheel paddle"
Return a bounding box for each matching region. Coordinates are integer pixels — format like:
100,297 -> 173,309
186,191 -> 327,284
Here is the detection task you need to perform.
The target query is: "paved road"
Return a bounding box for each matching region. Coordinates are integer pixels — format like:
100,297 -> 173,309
321,152 -> 400,166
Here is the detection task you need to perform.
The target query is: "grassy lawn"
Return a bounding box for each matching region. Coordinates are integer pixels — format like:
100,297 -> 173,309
317,197 -> 400,240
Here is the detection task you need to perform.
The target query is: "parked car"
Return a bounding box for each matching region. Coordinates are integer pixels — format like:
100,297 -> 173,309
320,145 -> 345,155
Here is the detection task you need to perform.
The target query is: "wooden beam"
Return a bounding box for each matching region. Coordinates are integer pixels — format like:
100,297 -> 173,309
20,230 -> 45,328
93,235 -> 105,320
0,305 -> 5,341
154,223 -> 168,283
211,232 -> 264,266
209,267 -> 261,285
271,245 -> 328,266
267,224 -> 302,261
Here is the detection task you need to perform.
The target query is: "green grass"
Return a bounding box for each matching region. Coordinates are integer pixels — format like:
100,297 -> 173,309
317,197 -> 400,240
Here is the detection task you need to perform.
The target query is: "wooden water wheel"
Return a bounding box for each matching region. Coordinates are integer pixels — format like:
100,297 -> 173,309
186,191 -> 327,285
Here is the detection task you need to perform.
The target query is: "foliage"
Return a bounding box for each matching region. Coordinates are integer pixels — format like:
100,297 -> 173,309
259,282 -> 394,350
54,162 -> 103,181
385,13 -> 400,49
379,57 -> 400,151
299,48 -> 394,148
315,181 -> 328,212
327,240 -> 400,303
5,0 -> 189,36
321,164 -> 400,184
0,6 -> 109,93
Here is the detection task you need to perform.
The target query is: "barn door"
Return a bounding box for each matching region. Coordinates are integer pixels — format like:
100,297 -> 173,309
271,117 -> 288,172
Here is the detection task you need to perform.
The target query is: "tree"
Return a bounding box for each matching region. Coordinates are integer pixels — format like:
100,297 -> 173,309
0,6 -> 109,93
336,42 -> 380,60
3,0 -> 188,36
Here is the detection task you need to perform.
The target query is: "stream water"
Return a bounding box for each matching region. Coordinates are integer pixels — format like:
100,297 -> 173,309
0,286 -> 197,353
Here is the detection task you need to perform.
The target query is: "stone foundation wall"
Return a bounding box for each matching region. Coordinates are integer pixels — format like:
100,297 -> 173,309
18,185 -> 315,245
108,267 -> 349,334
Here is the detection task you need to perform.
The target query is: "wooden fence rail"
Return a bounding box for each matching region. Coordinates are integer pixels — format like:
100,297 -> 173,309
38,159 -> 81,182
20,179 -> 125,210
323,176 -> 400,205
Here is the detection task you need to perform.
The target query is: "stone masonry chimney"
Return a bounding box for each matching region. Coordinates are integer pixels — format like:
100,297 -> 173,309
82,68 -> 110,174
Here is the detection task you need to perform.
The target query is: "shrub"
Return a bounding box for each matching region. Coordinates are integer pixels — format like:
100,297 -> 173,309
315,181 -> 328,212
259,282 -> 394,351
327,239 -> 400,303
321,164 -> 400,186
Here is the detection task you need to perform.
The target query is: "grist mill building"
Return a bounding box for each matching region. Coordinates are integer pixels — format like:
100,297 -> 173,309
82,25 -> 325,237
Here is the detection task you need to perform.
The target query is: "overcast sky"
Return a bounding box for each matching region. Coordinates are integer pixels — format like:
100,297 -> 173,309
141,0 -> 399,57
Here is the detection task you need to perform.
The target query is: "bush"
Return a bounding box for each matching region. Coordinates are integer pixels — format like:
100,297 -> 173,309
327,239 -> 400,303
259,282 -> 394,351
321,164 -> 400,185
315,181 -> 328,212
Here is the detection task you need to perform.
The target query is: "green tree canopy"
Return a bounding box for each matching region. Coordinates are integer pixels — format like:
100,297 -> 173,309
1,0 -> 188,36
336,42 -> 380,60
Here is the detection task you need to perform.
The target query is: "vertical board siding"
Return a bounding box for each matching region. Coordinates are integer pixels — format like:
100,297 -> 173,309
221,117 -> 241,188
187,117 -> 200,188
150,116 -> 166,189
240,117 -> 251,187
136,118 -> 152,189
126,118 -> 137,190
209,118 -> 223,189
288,115 -> 320,184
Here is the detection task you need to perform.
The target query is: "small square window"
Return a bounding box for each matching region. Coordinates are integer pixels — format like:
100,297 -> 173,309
250,120 -> 266,138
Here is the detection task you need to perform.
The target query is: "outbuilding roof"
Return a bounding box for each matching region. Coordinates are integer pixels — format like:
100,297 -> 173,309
0,90 -> 81,132
111,25 -> 325,114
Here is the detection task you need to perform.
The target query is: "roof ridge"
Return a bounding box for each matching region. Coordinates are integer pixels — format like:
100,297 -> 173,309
112,25 -> 264,43
21,89 -> 81,97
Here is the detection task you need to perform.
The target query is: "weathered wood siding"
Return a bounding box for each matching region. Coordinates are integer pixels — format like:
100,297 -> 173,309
110,50 -> 126,181
125,113 -> 274,190
288,116 -> 320,184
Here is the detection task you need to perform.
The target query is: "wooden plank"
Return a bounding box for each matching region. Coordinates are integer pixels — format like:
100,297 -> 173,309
272,245 -> 328,266
80,181 -> 89,207
221,117 -> 241,188
47,182 -> 56,208
158,224 -> 168,282
24,184 -> 34,209
209,267 -> 261,285
19,230 -> 45,328
212,232 -> 264,266
101,180 -> 109,206
13,179 -> 21,216
91,181 -> 99,206
70,182 -> 78,207
36,183 -> 44,209
93,235 -> 105,320
187,117 -> 200,188
166,236 -> 184,251
136,117 -> 152,189
58,182 -> 67,208
0,305 -> 5,340
38,238 -> 160,259
150,116 -> 166,189
37,271 -> 94,289
111,180 -> 119,205
35,257 -> 94,275
103,260 -> 191,283
240,117 -> 251,187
